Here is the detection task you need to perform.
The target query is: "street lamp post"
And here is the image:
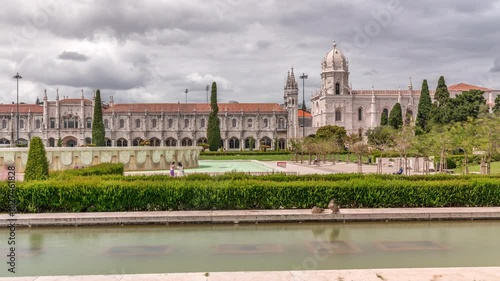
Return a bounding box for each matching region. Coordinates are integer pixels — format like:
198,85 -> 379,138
13,73 -> 22,146
299,73 -> 308,139
185,88 -> 189,103
205,85 -> 209,103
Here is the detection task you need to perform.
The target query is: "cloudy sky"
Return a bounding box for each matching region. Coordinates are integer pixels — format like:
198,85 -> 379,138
1,0 -> 499,106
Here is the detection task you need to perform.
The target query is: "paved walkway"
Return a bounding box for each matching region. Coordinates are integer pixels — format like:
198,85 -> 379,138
2,207 -> 500,227
3,267 -> 500,281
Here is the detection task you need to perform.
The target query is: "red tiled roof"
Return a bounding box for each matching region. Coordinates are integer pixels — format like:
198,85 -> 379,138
0,104 -> 43,114
104,103 -> 286,113
448,83 -> 493,92
298,109 -> 312,118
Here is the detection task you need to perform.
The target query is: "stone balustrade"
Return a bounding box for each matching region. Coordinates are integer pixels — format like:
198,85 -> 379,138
0,147 -> 201,172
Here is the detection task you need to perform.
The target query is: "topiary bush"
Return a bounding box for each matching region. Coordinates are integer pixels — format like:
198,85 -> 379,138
24,137 -> 49,181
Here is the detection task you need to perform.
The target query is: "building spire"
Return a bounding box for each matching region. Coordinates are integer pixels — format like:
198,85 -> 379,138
56,89 -> 59,100
408,77 -> 413,91
43,89 -> 47,100
81,89 -> 84,99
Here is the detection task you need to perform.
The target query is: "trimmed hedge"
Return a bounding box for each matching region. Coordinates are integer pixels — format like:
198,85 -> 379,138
50,163 -> 124,179
1,177 -> 500,212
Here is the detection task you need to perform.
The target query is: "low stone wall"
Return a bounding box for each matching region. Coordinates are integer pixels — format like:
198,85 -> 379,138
0,147 -> 201,172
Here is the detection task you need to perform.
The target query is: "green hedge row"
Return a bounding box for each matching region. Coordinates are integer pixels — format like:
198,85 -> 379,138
50,163 -> 124,179
2,177 -> 500,212
201,151 -> 291,156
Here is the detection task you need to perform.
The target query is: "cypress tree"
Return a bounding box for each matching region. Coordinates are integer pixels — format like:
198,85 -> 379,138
388,103 -> 403,129
207,82 -> 221,151
416,79 -> 432,133
92,89 -> 105,146
24,137 -> 49,181
380,111 -> 388,126
434,76 -> 450,106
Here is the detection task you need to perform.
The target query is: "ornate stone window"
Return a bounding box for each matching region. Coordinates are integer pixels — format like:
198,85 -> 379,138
229,137 -> 240,149
263,118 -> 268,128
358,107 -> 363,121
200,118 -> 206,128
152,119 -> 157,128
184,119 -> 189,128
116,138 -> 128,147
278,118 -> 285,129
104,119 -> 109,129
232,118 -> 237,128
19,119 -> 24,129
50,118 -> 56,129
35,119 -> 41,129
119,119 -> 125,129
135,119 -> 141,129
165,137 -> 177,147
335,110 -> 342,121
181,138 -> 193,146
168,118 -> 174,129
63,116 -> 78,129
335,83 -> 340,95
86,118 -> 92,129
247,118 -> 253,128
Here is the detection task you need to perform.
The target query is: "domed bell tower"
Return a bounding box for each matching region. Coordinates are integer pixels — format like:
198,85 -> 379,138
321,42 -> 350,96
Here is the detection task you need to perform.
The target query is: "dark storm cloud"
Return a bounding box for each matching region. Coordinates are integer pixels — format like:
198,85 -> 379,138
57,51 -> 89,61
0,0 -> 499,105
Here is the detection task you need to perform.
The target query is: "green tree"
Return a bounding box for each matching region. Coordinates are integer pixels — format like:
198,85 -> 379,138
388,103 -> 403,129
92,89 -> 105,146
380,110 -> 388,126
315,125 -> 347,146
494,95 -> 500,114
450,90 -> 486,122
431,76 -> 452,124
416,79 -> 432,133
57,137 -> 62,147
207,82 -> 221,151
24,137 -> 49,181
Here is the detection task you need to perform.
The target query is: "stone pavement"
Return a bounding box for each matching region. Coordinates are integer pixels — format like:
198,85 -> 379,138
2,207 -> 500,227
3,267 -> 500,281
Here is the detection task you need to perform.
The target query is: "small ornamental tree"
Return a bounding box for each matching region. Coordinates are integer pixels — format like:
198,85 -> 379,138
92,89 -> 106,146
207,82 -> 221,151
24,137 -> 49,181
494,95 -> 500,115
416,79 -> 432,133
388,103 -> 403,129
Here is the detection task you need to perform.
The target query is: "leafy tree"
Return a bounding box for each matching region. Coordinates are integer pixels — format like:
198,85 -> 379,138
475,116 -> 500,174
24,137 -> 49,181
350,141 -> 371,173
344,133 -> 361,163
450,90 -> 486,122
207,82 -> 221,151
494,95 -> 500,114
416,79 -> 432,133
393,125 -> 415,175
315,125 -> 347,146
449,120 -> 477,175
367,126 -> 395,149
380,110 -> 388,126
92,89 -> 105,146
57,137 -> 62,147
388,103 -> 403,129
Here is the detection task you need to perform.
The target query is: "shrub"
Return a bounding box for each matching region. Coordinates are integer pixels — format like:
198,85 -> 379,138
24,137 -> 49,181
51,163 -> 124,178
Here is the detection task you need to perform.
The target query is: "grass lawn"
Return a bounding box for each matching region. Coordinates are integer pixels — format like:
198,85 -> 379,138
454,161 -> 500,174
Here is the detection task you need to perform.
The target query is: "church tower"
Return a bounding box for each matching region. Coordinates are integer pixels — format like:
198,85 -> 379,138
284,68 -> 299,140
312,42 -> 351,129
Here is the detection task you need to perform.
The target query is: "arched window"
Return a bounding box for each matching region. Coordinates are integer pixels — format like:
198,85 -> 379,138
85,137 -> 92,145
245,137 -> 255,149
247,118 -> 253,128
200,119 -> 206,128
1,120 -> 6,129
229,137 -> 240,149
19,120 -> 25,129
35,119 -> 41,129
117,138 -> 128,147
105,138 -> 112,147
165,137 -> 177,147
278,118 -> 285,129
184,119 -> 189,128
335,83 -> 340,95
278,138 -> 286,150
383,108 -> 389,117
232,118 -> 237,128
119,119 -> 125,129
168,118 -> 174,128
86,118 -> 92,128
197,138 -> 208,145
50,118 -> 56,129
261,137 -> 272,148
48,138 -> 55,147
263,118 -> 268,128
149,137 -> 161,146
104,119 -> 109,129
152,119 -> 157,128
358,107 -> 363,121
63,116 -> 78,129
181,138 -> 193,147
0,138 -> 10,144
132,138 -> 143,146
335,110 -> 342,122
135,119 -> 141,129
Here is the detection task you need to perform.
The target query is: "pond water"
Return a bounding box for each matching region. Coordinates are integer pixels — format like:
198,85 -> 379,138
1,221 -> 499,277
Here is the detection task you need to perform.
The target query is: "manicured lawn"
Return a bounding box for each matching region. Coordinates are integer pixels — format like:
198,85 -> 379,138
454,161 -> 500,174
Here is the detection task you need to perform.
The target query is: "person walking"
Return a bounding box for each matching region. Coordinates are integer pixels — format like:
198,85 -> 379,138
177,162 -> 185,177
169,162 -> 175,177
